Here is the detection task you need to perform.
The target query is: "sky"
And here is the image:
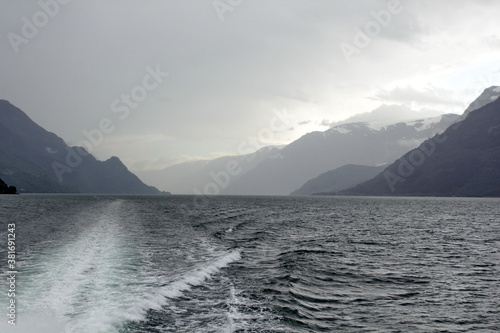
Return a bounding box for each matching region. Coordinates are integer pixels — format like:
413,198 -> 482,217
1,0 -> 500,171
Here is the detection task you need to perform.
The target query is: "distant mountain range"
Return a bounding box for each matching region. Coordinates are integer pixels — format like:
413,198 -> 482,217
341,90 -> 500,197
0,100 -> 163,194
148,108 -> 459,195
4,86 -> 498,197
142,87 -> 500,197
136,146 -> 280,195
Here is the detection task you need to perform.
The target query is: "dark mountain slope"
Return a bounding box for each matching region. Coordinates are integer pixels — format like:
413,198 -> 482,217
0,100 -> 162,194
341,97 -> 500,197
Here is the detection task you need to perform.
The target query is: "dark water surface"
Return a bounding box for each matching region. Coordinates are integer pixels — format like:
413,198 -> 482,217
1,195 -> 499,332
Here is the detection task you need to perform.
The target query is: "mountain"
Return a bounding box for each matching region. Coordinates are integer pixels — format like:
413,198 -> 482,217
136,160 -> 209,194
341,94 -> 500,197
291,164 -> 386,196
0,178 -> 17,194
462,86 -> 500,118
218,112 -> 460,195
136,146 -> 281,194
0,100 -> 163,194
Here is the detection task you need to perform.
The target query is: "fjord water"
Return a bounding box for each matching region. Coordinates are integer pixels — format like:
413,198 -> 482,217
1,195 -> 499,332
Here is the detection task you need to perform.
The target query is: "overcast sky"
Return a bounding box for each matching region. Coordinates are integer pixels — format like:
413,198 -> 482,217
1,0 -> 500,171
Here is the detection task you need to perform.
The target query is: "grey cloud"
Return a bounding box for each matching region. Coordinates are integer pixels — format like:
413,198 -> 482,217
1,0 -> 500,170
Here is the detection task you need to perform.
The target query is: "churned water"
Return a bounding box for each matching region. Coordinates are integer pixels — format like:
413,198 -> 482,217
0,195 -> 499,332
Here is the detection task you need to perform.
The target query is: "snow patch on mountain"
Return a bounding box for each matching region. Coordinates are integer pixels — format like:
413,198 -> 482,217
326,114 -> 457,134
405,116 -> 443,131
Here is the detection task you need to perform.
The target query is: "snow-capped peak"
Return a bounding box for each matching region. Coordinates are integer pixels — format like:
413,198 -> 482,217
463,86 -> 500,117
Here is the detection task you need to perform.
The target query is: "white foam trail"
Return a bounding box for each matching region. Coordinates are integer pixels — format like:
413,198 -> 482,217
10,199 -> 242,333
125,250 -> 242,321
163,250 -> 241,298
